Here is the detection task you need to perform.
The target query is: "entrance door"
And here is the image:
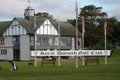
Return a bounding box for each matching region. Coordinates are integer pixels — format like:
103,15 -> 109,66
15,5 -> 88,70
13,50 -> 20,61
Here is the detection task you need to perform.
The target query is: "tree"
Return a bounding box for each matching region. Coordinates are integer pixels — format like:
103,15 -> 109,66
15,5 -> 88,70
107,17 -> 120,47
35,12 -> 55,20
68,4 -> 120,49
68,5 -> 110,49
80,5 -> 108,49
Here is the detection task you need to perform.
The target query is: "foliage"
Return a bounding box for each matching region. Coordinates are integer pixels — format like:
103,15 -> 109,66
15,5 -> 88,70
67,4 -> 120,49
35,12 -> 55,20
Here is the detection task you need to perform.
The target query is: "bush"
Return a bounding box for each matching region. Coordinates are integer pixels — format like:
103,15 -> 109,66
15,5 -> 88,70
94,44 -> 104,50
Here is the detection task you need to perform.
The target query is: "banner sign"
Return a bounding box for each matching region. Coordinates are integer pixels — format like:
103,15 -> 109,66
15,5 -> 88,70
31,50 -> 111,57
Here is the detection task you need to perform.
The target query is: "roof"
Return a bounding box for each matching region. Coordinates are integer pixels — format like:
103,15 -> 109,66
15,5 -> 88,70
0,17 -> 81,37
51,21 -> 81,36
29,17 -> 46,33
60,22 -> 80,36
15,17 -> 31,33
0,21 -> 11,36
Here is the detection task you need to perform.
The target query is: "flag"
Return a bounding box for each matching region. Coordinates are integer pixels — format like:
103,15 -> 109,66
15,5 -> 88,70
104,19 -> 107,35
82,16 -> 85,34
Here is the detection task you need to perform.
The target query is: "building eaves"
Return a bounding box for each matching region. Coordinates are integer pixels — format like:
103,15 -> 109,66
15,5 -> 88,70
0,21 -> 11,36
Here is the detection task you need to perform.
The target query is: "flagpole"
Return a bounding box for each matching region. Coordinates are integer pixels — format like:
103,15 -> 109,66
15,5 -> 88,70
58,16 -> 61,67
76,1 -> 78,50
82,16 -> 85,66
104,18 -> 107,64
82,16 -> 85,49
34,16 -> 37,67
75,0 -> 78,68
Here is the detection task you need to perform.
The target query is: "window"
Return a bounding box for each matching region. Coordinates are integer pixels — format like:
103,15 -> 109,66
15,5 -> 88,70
0,37 -> 5,45
48,37 -> 54,46
35,36 -> 72,47
30,36 -> 34,46
53,37 -> 58,46
1,49 -> 7,55
13,36 -> 20,43
42,36 -> 48,46
61,37 -> 71,47
36,36 -> 56,46
13,36 -> 20,47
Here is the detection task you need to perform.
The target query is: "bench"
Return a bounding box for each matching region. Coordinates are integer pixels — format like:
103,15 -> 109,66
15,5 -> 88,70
41,57 -> 56,66
85,57 -> 99,65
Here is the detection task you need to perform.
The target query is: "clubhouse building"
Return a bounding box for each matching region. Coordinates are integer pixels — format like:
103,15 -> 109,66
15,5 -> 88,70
0,5 -> 81,60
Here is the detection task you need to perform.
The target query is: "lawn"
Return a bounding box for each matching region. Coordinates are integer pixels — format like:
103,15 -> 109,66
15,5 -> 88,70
0,49 -> 120,80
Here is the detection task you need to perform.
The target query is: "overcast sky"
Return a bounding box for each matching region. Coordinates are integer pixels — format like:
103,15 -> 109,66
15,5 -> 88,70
0,0 -> 120,21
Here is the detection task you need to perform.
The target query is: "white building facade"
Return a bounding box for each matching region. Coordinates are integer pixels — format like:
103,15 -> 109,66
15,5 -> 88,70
0,5 -> 81,61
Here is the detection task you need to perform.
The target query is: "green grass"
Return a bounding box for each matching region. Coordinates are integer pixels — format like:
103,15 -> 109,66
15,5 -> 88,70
0,49 -> 120,80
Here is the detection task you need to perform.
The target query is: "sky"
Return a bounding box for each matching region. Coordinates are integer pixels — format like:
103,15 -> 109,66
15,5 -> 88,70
0,0 -> 120,21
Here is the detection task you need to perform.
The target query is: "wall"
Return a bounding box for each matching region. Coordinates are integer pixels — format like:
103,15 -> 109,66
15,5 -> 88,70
20,35 -> 30,60
0,36 -> 13,60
